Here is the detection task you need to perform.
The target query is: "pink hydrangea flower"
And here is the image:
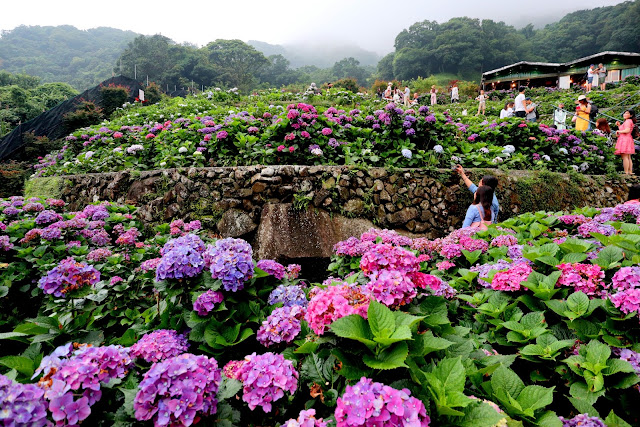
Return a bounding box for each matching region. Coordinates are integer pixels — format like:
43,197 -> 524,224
491,263 -> 533,291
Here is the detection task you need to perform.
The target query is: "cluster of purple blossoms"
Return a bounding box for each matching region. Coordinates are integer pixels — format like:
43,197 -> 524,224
23,202 -> 45,212
440,243 -> 463,259
37,344 -> 133,426
134,353 -> 222,426
193,290 -> 224,316
257,305 -> 305,346
334,236 -> 374,257
86,248 -> 113,262
115,227 -> 140,245
490,234 -> 519,248
256,259 -> 286,280
0,235 -> 13,251
459,235 -> 489,253
0,374 -> 51,426
205,238 -> 254,292
577,221 -> 617,238
140,257 -> 162,272
35,209 -> 63,225
155,234 -> 205,281
38,258 -> 100,297
608,267 -> 640,317
268,284 -> 308,307
335,377 -> 430,427
471,260 -> 512,283
83,205 -> 110,221
237,352 -> 298,412
130,329 -> 190,363
283,409 -> 329,427
559,414 -> 605,427
286,263 -> 302,279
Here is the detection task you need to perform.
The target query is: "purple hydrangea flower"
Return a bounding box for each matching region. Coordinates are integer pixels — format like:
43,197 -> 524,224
193,290 -> 224,316
205,238 -> 254,292
155,234 -> 206,281
237,352 -> 298,412
0,374 -> 51,426
35,209 -> 63,225
38,258 -> 100,297
559,414 -> 605,427
268,284 -> 308,307
130,330 -> 189,363
256,259 -> 286,280
134,353 -> 222,426
257,305 -> 305,347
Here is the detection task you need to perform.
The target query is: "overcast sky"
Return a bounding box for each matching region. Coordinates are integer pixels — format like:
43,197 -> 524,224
0,0 -> 627,54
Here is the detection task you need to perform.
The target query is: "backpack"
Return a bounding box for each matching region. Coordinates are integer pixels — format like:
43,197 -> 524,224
589,102 -> 598,120
472,206 -> 490,231
534,107 -> 539,120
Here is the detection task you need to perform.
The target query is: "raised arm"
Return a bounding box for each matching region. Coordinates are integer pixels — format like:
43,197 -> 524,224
455,165 -> 474,189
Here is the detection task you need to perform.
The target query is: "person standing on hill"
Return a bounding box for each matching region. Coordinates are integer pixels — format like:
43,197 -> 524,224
615,109 -> 638,175
404,86 -> 410,107
575,95 -> 591,132
598,63 -> 607,90
514,86 -> 527,118
586,65 -> 595,92
430,86 -> 438,106
451,84 -> 459,103
476,90 -> 486,116
554,103 -> 567,130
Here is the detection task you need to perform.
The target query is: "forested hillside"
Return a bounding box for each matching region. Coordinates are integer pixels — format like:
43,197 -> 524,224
0,26 -> 138,89
381,0 -> 640,81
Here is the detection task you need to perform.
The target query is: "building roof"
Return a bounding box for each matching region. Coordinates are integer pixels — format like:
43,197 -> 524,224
483,51 -> 640,77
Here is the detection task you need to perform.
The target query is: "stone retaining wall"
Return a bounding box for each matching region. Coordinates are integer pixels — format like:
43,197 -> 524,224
49,166 -> 639,260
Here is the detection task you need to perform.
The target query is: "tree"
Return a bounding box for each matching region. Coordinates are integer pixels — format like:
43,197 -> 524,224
376,53 -> 395,81
204,39 -> 269,91
332,57 -> 371,86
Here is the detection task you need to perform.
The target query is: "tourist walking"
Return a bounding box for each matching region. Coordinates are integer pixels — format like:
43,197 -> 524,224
451,84 -> 459,103
615,109 -> 637,175
514,86 -> 527,118
404,86 -> 410,107
462,186 -> 495,229
554,103 -> 567,130
575,95 -> 591,132
456,165 -> 500,222
430,86 -> 437,106
476,90 -> 486,116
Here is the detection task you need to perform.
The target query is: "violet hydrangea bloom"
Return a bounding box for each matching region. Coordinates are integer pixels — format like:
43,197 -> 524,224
35,209 -> 63,225
257,305 -> 305,347
0,235 -> 13,251
130,329 -> 190,363
205,238 -> 254,292
268,284 -> 308,307
335,377 -> 430,427
0,374 -> 51,426
558,414 -> 605,427
283,409 -> 329,427
256,259 -> 286,280
237,352 -> 298,413
193,290 -> 224,316
38,258 -> 100,297
155,234 -> 206,281
134,353 -> 222,426
611,266 -> 640,291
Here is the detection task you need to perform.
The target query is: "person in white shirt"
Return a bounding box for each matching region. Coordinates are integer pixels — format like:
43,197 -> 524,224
586,65 -> 595,92
554,103 -> 567,130
597,63 -> 607,90
514,86 -> 527,118
500,101 -> 514,119
451,84 -> 459,103
403,86 -> 410,107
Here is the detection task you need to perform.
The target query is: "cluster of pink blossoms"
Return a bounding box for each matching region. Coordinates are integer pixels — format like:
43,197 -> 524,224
283,409 -> 329,427
305,282 -> 370,335
364,270 -> 417,308
490,234 -> 518,248
130,329 -> 190,363
608,267 -> 640,318
257,305 -> 305,347
556,263 -> 605,295
491,263 -> 533,291
360,243 -> 419,275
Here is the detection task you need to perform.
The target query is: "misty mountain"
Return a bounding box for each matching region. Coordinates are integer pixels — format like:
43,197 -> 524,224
0,25 -> 138,90
248,40 -> 381,68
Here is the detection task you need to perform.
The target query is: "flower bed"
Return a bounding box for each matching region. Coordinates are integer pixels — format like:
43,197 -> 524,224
32,91 -> 616,177
2,194 -> 640,425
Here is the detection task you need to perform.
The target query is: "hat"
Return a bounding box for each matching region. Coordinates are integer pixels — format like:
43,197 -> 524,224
524,97 -> 531,101
578,95 -> 587,101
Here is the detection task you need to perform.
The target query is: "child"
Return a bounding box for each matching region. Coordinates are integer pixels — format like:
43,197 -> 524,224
476,90 -> 486,116
554,103 -> 567,130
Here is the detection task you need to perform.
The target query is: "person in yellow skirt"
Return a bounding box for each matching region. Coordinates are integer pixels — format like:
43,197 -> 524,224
575,95 -> 591,131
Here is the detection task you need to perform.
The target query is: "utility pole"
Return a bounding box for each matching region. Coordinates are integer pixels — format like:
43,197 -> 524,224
134,64 -> 137,80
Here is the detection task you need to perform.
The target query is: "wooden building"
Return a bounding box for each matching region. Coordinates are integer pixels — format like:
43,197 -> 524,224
482,51 -> 640,90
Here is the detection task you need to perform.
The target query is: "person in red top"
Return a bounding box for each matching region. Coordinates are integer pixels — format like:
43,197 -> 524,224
615,110 -> 638,175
